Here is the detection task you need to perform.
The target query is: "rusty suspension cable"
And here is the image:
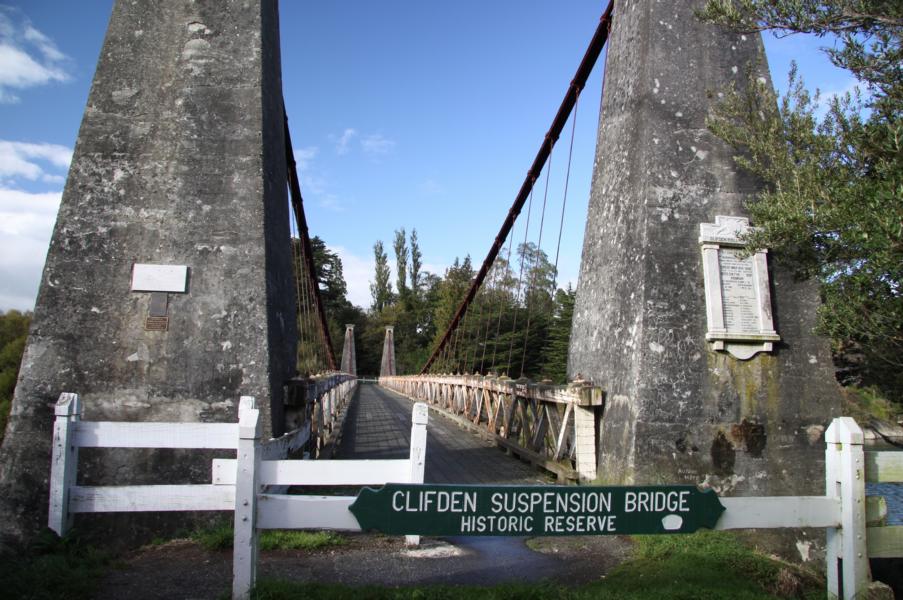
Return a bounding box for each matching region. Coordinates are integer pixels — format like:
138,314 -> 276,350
419,1 -> 614,374
285,112 -> 338,371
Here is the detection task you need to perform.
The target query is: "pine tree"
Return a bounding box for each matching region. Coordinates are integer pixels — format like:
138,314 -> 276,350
540,286 -> 576,384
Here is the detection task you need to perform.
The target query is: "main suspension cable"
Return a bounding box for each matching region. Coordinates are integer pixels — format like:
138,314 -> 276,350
419,1 -> 614,374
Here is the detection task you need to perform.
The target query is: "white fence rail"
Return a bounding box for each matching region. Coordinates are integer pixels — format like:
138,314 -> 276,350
48,393 -> 900,600
47,392 -> 428,600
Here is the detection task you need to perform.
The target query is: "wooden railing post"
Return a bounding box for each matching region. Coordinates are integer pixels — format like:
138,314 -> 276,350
405,402 -> 429,546
48,393 -> 81,536
825,417 -> 869,599
233,396 -> 261,600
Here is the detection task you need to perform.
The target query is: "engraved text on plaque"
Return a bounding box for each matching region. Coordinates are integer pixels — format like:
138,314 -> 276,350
699,216 -> 779,360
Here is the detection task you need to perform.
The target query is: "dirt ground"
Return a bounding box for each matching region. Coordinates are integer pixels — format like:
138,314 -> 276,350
94,533 -> 634,599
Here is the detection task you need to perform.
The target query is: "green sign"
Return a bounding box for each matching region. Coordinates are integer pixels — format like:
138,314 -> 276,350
349,484 -> 725,537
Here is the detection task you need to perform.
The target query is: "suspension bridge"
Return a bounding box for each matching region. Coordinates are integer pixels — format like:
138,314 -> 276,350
3,3 -> 892,598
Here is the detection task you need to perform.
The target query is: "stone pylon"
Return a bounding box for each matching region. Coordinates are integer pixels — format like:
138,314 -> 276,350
569,0 -> 840,497
379,326 -> 396,377
340,324 -> 357,376
0,0 -> 296,545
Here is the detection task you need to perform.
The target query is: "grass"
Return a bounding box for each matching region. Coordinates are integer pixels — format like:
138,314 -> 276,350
843,385 -> 902,424
191,522 -> 345,552
249,531 -> 824,600
604,531 -> 823,599
0,530 -> 112,600
259,530 -> 345,551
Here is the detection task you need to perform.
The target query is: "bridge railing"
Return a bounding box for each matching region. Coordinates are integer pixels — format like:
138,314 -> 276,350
379,374 -> 603,481
283,372 -> 357,458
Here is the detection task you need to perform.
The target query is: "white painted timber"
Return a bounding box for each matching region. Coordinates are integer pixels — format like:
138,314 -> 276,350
212,458 -> 410,486
233,397 -> 261,600
826,426 -> 842,599
865,451 -> 903,483
716,497 -> 840,529
74,421 -> 238,449
69,485 -> 234,512
131,263 -> 188,292
406,403 -> 428,546
48,393 -> 81,535
256,495 -> 361,530
827,417 -> 870,600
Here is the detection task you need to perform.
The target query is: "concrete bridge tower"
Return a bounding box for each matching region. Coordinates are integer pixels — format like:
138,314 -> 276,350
569,0 -> 840,497
0,0 -> 296,545
380,326 -> 396,377
340,324 -> 357,376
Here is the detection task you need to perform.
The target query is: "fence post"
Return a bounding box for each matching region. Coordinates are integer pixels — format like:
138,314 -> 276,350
825,417 -> 869,599
406,402 -> 429,546
233,396 -> 261,600
48,393 -> 81,536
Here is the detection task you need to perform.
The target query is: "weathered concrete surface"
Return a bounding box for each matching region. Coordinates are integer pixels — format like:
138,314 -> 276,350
569,0 -> 841,500
0,0 -> 296,546
340,324 -> 357,375
380,326 -> 396,377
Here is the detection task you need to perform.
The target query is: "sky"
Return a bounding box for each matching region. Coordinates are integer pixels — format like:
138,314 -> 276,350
0,1 -> 859,310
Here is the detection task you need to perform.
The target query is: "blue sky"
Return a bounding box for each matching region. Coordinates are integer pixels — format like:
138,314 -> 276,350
0,1 -> 858,310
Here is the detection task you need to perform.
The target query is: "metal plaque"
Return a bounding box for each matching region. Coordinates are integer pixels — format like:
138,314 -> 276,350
144,316 -> 169,331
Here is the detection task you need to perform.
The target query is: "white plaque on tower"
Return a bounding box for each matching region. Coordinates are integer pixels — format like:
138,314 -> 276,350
699,216 -> 779,360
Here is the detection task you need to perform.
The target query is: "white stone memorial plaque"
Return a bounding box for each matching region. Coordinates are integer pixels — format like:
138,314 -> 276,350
699,216 -> 779,360
131,264 -> 189,293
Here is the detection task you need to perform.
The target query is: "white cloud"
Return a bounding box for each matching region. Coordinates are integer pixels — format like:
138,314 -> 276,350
293,146 -> 317,171
0,187 -> 61,310
333,128 -> 357,155
0,140 -> 73,182
317,194 -> 345,212
418,178 -> 444,196
361,134 -> 396,157
0,9 -> 71,103
329,245 -> 374,309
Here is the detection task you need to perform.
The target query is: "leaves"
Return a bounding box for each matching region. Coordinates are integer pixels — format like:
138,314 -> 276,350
701,0 -> 903,398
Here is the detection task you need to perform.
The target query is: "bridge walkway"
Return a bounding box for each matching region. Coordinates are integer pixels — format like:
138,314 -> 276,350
337,382 -> 549,485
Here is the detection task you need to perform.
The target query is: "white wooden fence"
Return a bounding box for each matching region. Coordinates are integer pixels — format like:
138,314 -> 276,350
48,395 -> 900,600
48,393 -> 429,600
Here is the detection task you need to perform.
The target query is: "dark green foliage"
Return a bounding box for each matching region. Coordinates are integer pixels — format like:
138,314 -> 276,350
0,310 -> 31,444
370,240 -> 393,313
0,530 -> 111,600
541,286 -> 577,384
700,0 -> 903,400
191,522 -> 344,552
355,229 -> 575,379
393,228 -> 409,301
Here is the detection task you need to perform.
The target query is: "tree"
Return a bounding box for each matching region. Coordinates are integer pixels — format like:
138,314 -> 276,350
309,236 -> 348,313
0,310 -> 31,445
700,0 -> 902,399
540,286 -> 576,384
370,240 -> 393,312
393,228 -> 409,302
409,229 -> 423,297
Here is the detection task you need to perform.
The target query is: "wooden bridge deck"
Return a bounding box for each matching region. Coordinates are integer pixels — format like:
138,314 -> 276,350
337,383 -> 549,485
